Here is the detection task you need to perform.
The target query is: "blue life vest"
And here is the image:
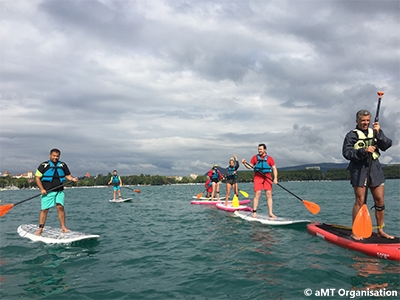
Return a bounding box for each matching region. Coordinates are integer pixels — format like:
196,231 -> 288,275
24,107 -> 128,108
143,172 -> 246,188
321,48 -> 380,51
111,175 -> 120,186
226,166 -> 237,179
254,155 -> 272,174
211,169 -> 220,180
41,161 -> 66,182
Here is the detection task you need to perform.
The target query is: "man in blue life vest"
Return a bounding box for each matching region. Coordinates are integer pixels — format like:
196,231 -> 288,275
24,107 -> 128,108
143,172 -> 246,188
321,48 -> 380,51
108,170 -> 123,201
342,109 -> 393,240
207,164 -> 223,201
35,148 -> 78,235
242,143 -> 278,218
224,155 -> 239,206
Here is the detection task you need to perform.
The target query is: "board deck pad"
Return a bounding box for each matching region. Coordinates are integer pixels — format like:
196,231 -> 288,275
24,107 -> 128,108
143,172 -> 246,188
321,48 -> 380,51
315,223 -> 400,244
109,198 -> 133,203
18,224 -> 100,244
234,210 -> 311,225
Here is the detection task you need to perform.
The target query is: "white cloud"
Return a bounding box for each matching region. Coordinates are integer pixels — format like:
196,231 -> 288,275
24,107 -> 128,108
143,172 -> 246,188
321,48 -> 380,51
1,0 -> 399,176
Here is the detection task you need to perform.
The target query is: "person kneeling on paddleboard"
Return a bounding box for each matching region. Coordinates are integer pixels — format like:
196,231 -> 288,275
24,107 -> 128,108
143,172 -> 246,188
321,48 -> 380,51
35,148 -> 78,235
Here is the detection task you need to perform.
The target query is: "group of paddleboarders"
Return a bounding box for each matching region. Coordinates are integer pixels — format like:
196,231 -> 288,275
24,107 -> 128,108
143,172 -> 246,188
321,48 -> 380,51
31,107 -> 393,240
206,144 -> 279,219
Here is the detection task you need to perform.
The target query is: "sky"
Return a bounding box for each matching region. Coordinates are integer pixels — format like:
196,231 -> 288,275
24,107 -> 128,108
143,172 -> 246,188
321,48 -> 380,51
1,0 -> 399,177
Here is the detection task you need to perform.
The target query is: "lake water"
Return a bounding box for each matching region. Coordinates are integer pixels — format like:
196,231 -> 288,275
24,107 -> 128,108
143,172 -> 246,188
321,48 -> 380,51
0,180 -> 399,299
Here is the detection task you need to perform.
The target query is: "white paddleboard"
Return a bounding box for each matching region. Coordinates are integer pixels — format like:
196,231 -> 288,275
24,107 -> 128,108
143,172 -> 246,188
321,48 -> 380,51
234,210 -> 311,225
109,198 -> 133,203
192,196 -> 224,200
17,224 -> 100,244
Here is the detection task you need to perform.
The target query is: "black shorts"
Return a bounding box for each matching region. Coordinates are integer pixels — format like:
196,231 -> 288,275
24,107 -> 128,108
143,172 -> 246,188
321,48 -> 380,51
225,178 -> 237,185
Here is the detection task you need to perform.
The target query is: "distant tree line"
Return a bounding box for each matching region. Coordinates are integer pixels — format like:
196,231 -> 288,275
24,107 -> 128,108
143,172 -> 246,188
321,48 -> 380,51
1,165 -> 399,189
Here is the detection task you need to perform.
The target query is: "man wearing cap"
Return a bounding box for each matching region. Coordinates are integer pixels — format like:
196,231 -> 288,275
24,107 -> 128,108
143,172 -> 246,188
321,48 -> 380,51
207,164 -> 224,201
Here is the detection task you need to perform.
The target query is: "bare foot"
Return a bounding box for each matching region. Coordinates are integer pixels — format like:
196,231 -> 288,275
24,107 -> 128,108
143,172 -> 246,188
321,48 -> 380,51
351,234 -> 363,241
269,214 -> 277,219
377,230 -> 394,239
61,228 -> 70,233
252,213 -> 257,218
35,229 -> 43,236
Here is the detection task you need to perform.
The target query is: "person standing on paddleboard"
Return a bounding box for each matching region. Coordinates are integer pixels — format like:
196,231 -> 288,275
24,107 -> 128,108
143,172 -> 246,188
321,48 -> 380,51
342,109 -> 393,240
108,170 -> 123,201
35,148 -> 78,235
224,155 -> 239,206
207,164 -> 223,201
242,143 -> 278,218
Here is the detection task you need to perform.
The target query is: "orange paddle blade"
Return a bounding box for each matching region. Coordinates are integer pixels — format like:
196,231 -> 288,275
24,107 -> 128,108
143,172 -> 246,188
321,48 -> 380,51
0,204 -> 15,217
134,189 -> 141,193
302,200 -> 320,214
352,204 -> 372,238
196,192 -> 203,199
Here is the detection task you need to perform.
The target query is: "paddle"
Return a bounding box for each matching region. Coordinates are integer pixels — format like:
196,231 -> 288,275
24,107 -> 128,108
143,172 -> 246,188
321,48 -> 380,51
0,173 -> 90,217
232,194 -> 240,207
243,162 -> 320,214
122,186 -> 141,193
352,91 -> 384,238
239,190 -> 249,198
196,189 -> 207,199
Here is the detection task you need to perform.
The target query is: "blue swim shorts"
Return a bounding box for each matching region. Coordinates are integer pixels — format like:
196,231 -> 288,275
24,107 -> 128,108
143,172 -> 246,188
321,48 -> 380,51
41,191 -> 65,210
113,186 -> 121,191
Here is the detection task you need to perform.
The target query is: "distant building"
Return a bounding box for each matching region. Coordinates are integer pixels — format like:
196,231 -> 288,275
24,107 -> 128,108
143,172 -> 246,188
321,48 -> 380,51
14,170 -> 34,179
1,170 -> 11,177
306,166 -> 321,171
189,174 -> 198,180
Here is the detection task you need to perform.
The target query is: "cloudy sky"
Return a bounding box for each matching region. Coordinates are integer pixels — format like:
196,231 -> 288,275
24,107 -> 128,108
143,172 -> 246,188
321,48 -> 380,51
1,0 -> 399,177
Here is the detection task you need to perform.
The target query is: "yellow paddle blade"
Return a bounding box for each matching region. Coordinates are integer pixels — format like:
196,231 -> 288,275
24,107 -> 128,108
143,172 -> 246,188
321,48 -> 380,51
239,190 -> 249,198
302,200 -> 320,215
0,204 -> 15,217
352,204 -> 372,238
232,194 -> 239,207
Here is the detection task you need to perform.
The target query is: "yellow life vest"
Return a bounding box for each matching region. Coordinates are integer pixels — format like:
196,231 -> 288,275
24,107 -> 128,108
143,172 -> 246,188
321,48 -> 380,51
353,128 -> 380,160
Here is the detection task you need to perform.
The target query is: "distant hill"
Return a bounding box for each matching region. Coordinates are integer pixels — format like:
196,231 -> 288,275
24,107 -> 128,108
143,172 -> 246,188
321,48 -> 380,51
279,162 -> 350,173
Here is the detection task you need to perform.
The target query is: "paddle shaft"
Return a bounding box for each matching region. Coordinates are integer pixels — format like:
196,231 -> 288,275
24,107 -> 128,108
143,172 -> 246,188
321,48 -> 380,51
363,94 -> 383,205
14,181 -> 73,207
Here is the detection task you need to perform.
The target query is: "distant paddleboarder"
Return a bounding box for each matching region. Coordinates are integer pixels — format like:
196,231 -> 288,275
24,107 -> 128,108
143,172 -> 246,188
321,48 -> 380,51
108,170 -> 123,201
224,155 -> 239,206
35,148 -> 78,235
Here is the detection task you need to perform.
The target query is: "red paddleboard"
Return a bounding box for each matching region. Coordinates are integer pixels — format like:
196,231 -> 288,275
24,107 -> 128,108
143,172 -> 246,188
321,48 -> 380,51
307,223 -> 400,261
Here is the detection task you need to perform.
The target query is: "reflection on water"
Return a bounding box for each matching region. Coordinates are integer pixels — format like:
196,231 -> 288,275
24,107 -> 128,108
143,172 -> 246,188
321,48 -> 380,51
350,256 -> 400,290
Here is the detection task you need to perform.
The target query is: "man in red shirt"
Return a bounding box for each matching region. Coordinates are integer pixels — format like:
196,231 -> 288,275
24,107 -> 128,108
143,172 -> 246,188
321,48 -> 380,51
242,143 -> 278,218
